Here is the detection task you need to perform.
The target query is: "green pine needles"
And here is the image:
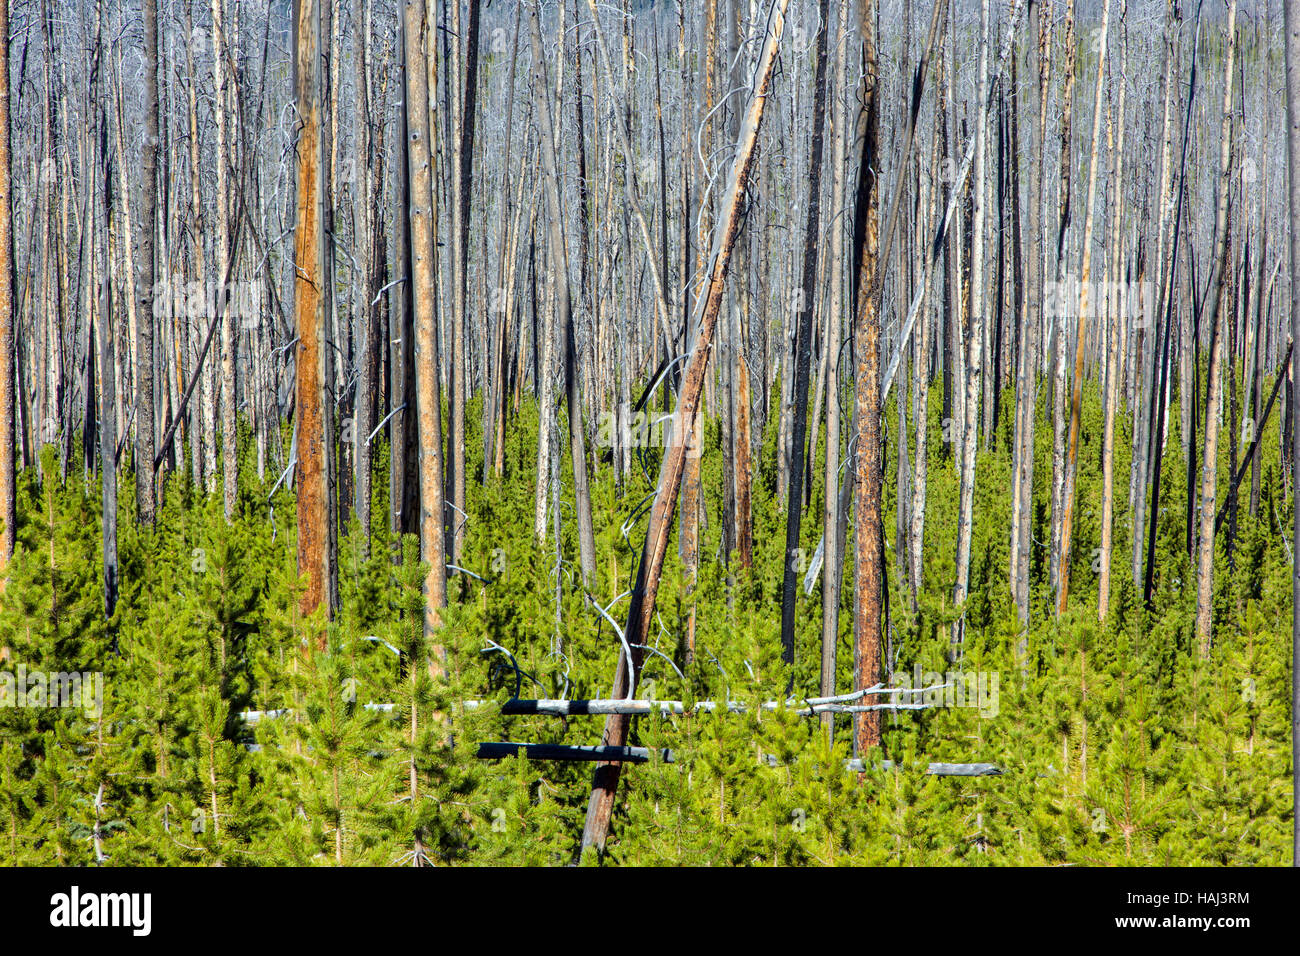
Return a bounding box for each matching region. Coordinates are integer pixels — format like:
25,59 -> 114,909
0,376 -> 1293,866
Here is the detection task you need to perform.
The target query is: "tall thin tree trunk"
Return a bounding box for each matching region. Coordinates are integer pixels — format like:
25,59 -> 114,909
294,0 -> 331,636
136,0 -> 159,523
951,0 -> 993,654
1098,1 -> 1127,621
352,0 -> 374,551
404,0 -> 447,633
0,0 -> 14,586
94,27 -> 116,621
529,2 -> 597,587
910,86 -> 941,600
215,0 -> 238,519
1195,0 -> 1237,656
780,0 -> 831,670
1057,0 -> 1111,615
821,0 -> 852,736
1134,0 -> 1178,588
851,0 -> 884,751
1048,0 -> 1076,599
1284,0 -> 1300,869
449,0 -> 480,565
1011,0 -> 1049,623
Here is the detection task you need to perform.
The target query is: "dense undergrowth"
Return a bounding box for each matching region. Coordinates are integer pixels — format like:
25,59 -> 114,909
0,369 -> 1293,865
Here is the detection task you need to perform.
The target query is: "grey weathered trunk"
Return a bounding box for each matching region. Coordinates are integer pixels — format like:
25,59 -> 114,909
1195,0 -> 1237,656
951,0 -> 992,651
779,0 -> 830,671
135,0 -> 159,523
529,3 -> 597,587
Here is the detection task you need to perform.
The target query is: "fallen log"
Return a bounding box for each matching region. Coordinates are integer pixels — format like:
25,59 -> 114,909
478,742 -> 1002,777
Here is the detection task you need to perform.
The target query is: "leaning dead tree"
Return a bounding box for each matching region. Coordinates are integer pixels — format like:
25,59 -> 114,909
580,0 -> 792,859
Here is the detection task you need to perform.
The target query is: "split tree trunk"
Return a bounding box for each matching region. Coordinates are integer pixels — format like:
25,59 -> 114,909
851,0 -> 884,752
779,0 -> 831,671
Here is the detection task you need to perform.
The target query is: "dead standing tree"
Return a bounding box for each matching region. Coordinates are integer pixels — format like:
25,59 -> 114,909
402,0 -> 447,634
1285,0 -> 1300,869
92,7 -> 116,621
821,0 -> 852,737
1009,0 -> 1050,624
135,0 -> 160,525
0,0 -> 14,588
293,0 -> 332,638
529,1 -> 597,587
779,0 -> 831,672
851,0 -> 885,752
1056,0 -> 1111,615
1194,0 -> 1237,656
449,0 -> 481,566
950,0 -> 993,656
851,0 -> 950,745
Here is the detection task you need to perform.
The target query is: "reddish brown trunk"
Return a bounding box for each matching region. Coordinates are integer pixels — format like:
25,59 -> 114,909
851,0 -> 883,755
294,0 -> 331,641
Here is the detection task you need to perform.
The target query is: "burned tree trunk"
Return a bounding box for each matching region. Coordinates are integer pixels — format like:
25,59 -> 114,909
403,0 -> 447,629
822,0 -> 852,734
851,0 -> 883,752
449,0 -> 481,565
779,0 -> 831,671
951,0 -> 992,653
293,0 -> 331,636
0,0 -> 13,584
1010,0 -> 1049,623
